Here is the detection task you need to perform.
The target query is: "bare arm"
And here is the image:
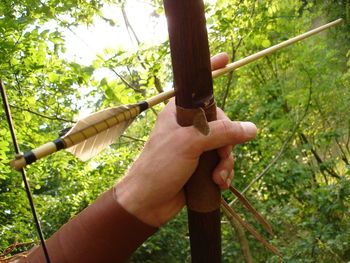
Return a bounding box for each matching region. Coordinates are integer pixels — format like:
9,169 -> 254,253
19,53 -> 257,263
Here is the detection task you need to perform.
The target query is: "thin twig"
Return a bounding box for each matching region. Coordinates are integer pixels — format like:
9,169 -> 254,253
110,68 -> 141,93
316,238 -> 346,263
230,133 -> 293,206
119,1 -> 141,45
222,208 -> 253,263
220,0 -> 256,110
0,241 -> 40,258
10,104 -> 75,123
118,1 -> 165,100
230,71 -> 313,205
220,39 -> 242,110
313,97 -> 349,165
120,135 -> 145,143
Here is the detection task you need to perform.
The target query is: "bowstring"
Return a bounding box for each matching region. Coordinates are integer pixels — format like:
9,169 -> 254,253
0,81 -> 51,263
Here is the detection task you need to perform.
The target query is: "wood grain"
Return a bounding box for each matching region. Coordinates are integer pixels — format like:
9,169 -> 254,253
163,0 -> 222,262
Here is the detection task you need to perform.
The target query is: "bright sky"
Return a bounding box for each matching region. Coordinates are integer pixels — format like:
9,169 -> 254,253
63,1 -> 168,65
61,1 -> 170,118
63,0 -> 216,65
61,0 -> 216,118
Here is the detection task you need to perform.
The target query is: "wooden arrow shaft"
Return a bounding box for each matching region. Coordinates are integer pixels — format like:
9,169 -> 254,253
9,18 -> 342,170
212,18 -> 343,78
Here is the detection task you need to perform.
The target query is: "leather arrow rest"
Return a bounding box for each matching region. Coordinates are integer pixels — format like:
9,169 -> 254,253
177,102 -> 221,212
163,0 -> 222,261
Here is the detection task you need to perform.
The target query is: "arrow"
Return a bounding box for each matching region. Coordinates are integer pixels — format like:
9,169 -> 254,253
10,18 -> 343,170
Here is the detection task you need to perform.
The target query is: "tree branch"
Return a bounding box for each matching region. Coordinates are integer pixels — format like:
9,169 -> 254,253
230,131 -> 293,207
120,134 -> 146,143
222,206 -> 253,263
220,0 -> 257,110
119,1 -> 141,45
10,104 -> 75,123
299,133 -> 340,180
220,38 -> 243,110
230,74 -> 314,205
117,1 -> 169,106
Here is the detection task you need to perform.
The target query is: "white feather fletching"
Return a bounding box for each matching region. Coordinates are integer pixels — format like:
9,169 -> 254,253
65,105 -> 136,161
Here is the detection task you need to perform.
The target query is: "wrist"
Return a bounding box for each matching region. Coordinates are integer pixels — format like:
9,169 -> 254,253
112,169 -> 160,227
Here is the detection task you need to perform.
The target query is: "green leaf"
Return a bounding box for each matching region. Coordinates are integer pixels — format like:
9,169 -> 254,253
23,111 -> 32,122
261,39 -> 271,48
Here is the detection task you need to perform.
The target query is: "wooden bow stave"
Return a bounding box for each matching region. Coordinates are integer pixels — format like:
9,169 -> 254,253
163,0 -> 222,261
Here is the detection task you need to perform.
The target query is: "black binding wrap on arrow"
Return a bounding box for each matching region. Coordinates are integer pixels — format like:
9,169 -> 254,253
137,101 -> 149,112
53,138 -> 65,150
24,151 -> 37,165
24,138 -> 65,165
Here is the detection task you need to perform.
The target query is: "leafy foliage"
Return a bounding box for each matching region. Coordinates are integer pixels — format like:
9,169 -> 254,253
0,0 -> 349,262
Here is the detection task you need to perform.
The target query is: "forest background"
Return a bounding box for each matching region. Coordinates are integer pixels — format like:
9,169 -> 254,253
0,0 -> 349,262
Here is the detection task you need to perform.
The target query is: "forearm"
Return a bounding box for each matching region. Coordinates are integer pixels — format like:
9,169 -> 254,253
21,188 -> 157,263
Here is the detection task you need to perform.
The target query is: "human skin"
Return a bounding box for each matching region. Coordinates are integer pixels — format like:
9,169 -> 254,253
17,53 -> 257,263
114,53 -> 257,227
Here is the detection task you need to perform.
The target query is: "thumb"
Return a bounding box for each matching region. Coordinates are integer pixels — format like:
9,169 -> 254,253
193,120 -> 257,153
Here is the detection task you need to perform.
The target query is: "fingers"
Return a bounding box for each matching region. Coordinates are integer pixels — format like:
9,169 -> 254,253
210,120 -> 257,146
210,52 -> 230,70
206,120 -> 255,189
185,120 -> 257,156
212,149 -> 234,190
158,98 -> 176,116
154,98 -> 178,130
211,109 -> 236,189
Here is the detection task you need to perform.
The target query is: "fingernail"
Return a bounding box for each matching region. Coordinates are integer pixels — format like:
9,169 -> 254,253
226,177 -> 231,186
220,170 -> 229,183
226,171 -> 233,186
241,122 -> 257,138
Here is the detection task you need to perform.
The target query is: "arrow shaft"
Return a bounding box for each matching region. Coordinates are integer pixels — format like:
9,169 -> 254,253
10,18 -> 342,170
212,18 -> 343,78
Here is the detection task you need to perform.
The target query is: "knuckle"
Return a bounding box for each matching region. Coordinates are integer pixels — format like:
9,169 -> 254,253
217,119 -> 231,136
221,120 -> 244,143
176,127 -> 203,158
156,110 -> 167,122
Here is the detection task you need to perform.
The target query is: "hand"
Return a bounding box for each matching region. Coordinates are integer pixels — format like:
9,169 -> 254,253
113,53 -> 257,227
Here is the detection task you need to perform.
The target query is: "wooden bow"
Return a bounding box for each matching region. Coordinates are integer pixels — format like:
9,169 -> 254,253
163,0 -> 222,261
161,2 -> 342,262
0,81 -> 51,263
2,0 -> 343,259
